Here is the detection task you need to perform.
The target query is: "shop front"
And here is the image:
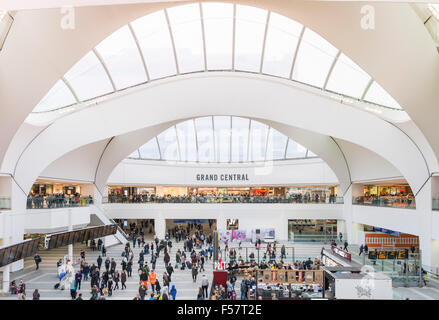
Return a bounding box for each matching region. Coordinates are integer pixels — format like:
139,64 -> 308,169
288,219 -> 337,242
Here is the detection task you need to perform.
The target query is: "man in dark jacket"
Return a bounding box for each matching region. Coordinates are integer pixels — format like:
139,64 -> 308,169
97,256 -> 103,270
34,254 -> 41,270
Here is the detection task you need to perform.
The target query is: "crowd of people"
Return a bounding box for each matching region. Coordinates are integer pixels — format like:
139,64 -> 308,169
26,193 -> 93,209
107,193 -> 337,204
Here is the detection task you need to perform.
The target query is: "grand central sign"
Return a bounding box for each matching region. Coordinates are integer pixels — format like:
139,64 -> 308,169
196,173 -> 250,181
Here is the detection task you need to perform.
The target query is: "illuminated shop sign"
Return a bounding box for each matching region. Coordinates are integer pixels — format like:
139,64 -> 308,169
196,173 -> 250,181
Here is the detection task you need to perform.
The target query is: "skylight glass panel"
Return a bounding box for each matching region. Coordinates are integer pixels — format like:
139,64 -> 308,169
214,116 -> 231,162
157,126 -> 180,161
231,117 -> 250,162
167,4 -> 204,73
266,127 -> 288,160
285,139 -> 307,158
307,149 -> 317,157
326,53 -> 371,98
64,51 -> 114,101
262,12 -> 302,78
234,5 -> 268,72
248,120 -> 269,161
364,81 -> 402,109
33,80 -> 76,112
131,10 -> 177,80
176,120 -> 198,162
95,25 -> 147,90
195,117 -> 215,162
292,28 -> 338,88
127,150 -> 140,158
138,138 -> 160,159
202,2 -> 233,70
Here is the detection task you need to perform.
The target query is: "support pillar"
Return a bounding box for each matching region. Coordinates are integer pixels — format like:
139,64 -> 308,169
68,208 -> 73,261
154,216 -> 166,240
2,212 -> 10,293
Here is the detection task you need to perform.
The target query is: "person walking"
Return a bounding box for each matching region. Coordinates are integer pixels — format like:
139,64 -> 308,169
170,284 -> 177,300
201,274 -> 209,298
343,240 -> 349,252
359,244 -> 364,256
97,255 -> 102,270
149,269 -> 157,292
121,270 -> 127,290
32,289 -> 40,300
34,254 -> 42,270
192,263 -> 198,282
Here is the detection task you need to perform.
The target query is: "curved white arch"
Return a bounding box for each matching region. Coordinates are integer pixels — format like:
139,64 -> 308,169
12,73 -> 428,197
2,1 -> 439,180
91,116 -> 351,195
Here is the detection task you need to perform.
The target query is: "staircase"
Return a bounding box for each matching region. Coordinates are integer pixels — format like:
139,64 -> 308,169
90,204 -> 128,244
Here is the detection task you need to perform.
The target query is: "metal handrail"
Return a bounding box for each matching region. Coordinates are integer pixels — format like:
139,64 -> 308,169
102,195 -> 343,204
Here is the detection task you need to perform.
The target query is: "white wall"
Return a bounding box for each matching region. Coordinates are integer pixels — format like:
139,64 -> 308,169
103,203 -> 343,241
351,205 -> 418,236
21,207 -> 90,234
107,158 -> 338,187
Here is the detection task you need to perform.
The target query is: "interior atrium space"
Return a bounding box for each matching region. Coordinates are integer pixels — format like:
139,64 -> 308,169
1,0 -> 439,308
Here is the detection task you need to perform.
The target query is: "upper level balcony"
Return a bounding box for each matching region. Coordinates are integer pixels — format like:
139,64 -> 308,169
353,196 -> 415,209
103,194 -> 344,204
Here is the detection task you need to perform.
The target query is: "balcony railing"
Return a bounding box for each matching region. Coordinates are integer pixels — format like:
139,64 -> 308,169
353,196 -> 415,209
26,196 -> 93,209
103,195 -> 344,204
433,199 -> 439,211
0,196 -> 11,210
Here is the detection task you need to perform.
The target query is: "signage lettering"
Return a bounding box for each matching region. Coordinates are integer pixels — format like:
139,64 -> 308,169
196,173 -> 249,181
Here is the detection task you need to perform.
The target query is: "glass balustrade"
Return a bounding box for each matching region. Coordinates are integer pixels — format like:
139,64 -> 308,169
26,195 -> 93,209
0,196 -> 11,210
353,196 -> 415,209
102,195 -> 343,204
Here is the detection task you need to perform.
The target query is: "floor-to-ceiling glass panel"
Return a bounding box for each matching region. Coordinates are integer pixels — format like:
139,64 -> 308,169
364,81 -> 402,109
167,3 -> 204,73
176,119 -> 198,162
285,138 -> 307,158
292,28 -> 338,88
195,117 -> 215,162
202,2 -> 233,70
231,117 -> 250,162
248,120 -> 269,161
214,116 -> 231,162
95,25 -> 147,90
64,51 -> 114,101
234,5 -> 267,72
138,138 -> 161,159
33,80 -> 76,112
266,127 -> 288,160
157,126 -> 180,161
131,10 -> 177,80
326,53 -> 371,98
262,12 -> 302,78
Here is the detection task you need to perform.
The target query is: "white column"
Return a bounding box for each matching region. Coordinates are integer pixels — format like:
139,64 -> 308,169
342,185 -> 353,244
154,216 -> 166,239
68,208 -> 73,260
415,179 -> 432,268
2,212 -> 10,293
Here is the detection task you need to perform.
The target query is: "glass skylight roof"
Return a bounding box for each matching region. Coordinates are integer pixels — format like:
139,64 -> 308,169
32,2 -> 403,113
128,116 -> 317,163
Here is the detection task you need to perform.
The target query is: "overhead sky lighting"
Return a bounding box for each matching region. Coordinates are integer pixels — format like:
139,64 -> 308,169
128,116 -> 317,163
32,2 -> 403,113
